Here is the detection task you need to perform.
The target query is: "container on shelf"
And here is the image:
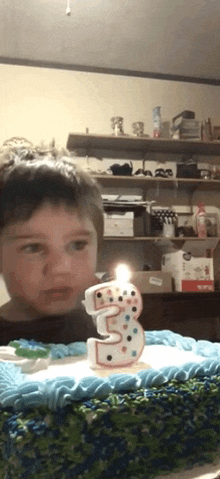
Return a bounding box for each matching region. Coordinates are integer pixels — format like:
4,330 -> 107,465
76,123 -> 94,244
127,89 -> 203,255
161,239 -> 218,292
111,116 -> 124,136
132,122 -> 144,136
131,271 -> 173,293
152,106 -> 162,138
196,203 -> 207,238
103,202 -> 146,237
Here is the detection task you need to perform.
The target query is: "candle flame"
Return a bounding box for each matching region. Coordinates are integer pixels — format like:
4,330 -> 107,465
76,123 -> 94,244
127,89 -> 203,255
115,264 -> 131,283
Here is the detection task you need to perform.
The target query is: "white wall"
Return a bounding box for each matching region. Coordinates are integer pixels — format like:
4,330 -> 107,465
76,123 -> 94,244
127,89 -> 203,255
0,63 -> 220,302
1,64 -> 220,146
0,276 -> 10,305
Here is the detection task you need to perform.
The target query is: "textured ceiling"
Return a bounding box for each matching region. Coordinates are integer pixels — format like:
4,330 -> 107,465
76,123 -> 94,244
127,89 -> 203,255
1,0 -> 220,83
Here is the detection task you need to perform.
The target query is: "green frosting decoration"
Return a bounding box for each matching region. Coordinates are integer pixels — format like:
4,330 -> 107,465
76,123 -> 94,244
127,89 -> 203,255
9,340 -> 51,359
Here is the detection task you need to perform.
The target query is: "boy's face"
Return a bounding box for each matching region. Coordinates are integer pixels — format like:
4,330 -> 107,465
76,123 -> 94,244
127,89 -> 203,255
0,202 -> 98,315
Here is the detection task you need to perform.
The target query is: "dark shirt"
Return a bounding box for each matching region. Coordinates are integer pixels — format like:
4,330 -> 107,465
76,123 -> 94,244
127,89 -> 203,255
0,309 -> 99,345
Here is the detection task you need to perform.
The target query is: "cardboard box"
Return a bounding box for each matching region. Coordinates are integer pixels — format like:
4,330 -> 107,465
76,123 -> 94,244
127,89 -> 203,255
103,194 -> 145,237
161,240 -> 218,292
104,211 -> 144,237
131,271 -> 173,293
104,211 -> 134,236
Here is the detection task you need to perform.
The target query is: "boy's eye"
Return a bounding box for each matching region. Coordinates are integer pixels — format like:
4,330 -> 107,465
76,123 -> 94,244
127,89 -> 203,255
20,243 -> 43,254
67,240 -> 88,252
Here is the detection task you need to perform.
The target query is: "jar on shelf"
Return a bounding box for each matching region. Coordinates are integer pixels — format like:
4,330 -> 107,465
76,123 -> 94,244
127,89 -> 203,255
132,122 -> 144,136
111,117 -> 124,136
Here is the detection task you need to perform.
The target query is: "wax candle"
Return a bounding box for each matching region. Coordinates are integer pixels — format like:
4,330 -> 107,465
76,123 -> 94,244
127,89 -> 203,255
84,264 -> 145,368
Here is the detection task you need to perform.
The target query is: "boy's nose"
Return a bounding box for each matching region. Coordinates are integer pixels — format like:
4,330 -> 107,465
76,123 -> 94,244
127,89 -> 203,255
42,251 -> 72,277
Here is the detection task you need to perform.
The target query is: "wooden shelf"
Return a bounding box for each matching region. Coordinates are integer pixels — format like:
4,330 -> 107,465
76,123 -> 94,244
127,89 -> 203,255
92,174 -> 220,190
67,133 -> 220,159
141,291 -> 220,298
104,236 -> 218,241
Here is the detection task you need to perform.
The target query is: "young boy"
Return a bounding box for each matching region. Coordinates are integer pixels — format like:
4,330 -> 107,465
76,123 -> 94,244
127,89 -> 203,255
0,147 -> 103,344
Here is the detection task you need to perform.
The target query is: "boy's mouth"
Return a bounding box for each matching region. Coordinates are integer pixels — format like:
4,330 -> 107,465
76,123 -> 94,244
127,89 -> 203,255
44,287 -> 74,301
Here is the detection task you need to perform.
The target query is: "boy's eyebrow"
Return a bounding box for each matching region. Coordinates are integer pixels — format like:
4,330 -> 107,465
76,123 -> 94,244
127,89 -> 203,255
65,229 -> 94,238
6,233 -> 46,242
6,230 -> 94,241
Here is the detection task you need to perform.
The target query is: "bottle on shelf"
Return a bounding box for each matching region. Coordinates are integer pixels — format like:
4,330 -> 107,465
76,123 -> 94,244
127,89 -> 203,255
152,106 -> 162,138
196,203 -> 207,238
203,118 -> 213,142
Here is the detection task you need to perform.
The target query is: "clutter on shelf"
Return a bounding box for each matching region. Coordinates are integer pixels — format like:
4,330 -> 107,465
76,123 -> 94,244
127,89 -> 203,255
171,110 -> 200,140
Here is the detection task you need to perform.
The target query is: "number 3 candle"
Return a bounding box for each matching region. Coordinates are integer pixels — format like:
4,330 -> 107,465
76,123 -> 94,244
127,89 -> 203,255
84,264 -> 145,368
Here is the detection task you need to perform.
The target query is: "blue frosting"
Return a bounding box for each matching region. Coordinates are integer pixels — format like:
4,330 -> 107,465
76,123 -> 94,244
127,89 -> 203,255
1,330 -> 220,411
145,330 -> 220,357
50,342 -> 87,359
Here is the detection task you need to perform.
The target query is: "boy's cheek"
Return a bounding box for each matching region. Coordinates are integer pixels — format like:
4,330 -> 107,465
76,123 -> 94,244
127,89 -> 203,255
2,258 -> 42,293
3,270 -> 27,298
3,257 -> 37,276
4,269 -> 35,292
81,247 -> 97,269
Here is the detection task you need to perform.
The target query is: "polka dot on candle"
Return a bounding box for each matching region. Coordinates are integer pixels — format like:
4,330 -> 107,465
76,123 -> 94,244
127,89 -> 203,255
133,328 -> 138,334
132,306 -> 137,312
125,315 -> 130,321
127,299 -> 131,304
132,351 -> 137,357
123,324 -> 128,329
127,335 -> 132,341
97,292 -> 102,298
107,355 -> 112,361
122,346 -> 127,353
131,291 -> 136,296
118,296 -> 123,301
107,289 -> 112,295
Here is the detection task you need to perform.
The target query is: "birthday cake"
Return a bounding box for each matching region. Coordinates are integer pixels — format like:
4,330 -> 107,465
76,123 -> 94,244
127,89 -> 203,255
1,330 -> 220,479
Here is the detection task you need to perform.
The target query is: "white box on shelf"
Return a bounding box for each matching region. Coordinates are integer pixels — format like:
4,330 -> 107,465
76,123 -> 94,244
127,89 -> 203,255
161,239 -> 218,292
104,211 -> 134,237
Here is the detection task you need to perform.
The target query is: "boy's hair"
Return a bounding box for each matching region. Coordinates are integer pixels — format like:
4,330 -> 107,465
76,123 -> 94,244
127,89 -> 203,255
0,145 -> 104,248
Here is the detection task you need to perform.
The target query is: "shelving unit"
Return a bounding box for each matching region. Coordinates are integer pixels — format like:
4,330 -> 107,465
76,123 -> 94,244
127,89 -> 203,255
67,132 -> 220,244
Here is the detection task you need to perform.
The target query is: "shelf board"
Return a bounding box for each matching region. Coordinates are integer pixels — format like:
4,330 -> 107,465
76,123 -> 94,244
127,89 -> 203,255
141,291 -> 220,298
67,133 -> 220,158
104,236 -> 218,241
92,174 -> 220,189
